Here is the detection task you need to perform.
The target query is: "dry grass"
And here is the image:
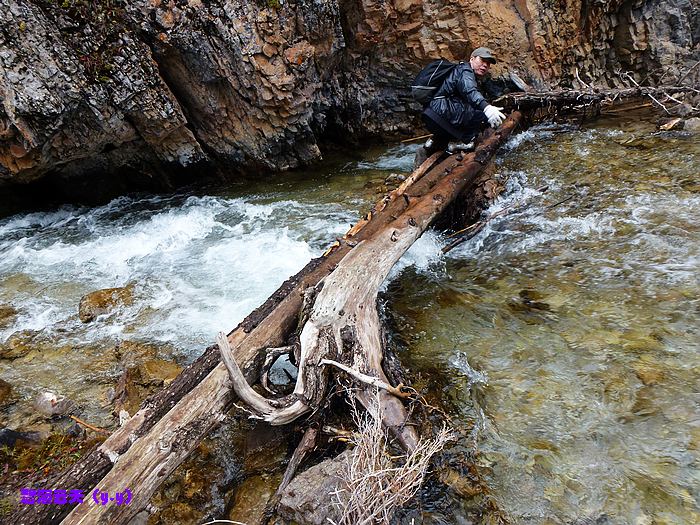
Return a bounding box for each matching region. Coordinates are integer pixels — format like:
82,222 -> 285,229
329,390 -> 452,525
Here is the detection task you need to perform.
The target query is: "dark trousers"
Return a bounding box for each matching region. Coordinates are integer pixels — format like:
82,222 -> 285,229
421,111 -> 487,154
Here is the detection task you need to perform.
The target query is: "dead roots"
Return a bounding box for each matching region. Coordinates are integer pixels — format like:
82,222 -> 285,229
329,392 -> 452,525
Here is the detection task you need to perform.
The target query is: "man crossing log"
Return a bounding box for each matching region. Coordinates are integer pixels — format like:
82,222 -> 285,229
12,112 -> 522,525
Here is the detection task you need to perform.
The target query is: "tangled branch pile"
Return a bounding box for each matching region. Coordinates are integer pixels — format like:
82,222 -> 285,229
495,62 -> 700,120
330,391 -> 452,525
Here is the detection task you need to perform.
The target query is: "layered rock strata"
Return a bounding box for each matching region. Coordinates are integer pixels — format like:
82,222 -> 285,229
0,0 -> 697,195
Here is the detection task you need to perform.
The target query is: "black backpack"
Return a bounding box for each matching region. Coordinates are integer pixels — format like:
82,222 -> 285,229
411,59 -> 458,106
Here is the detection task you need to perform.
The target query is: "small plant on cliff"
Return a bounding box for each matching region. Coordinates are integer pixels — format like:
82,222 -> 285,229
37,0 -> 128,83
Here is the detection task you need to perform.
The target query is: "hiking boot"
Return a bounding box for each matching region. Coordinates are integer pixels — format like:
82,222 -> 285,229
447,140 -> 474,153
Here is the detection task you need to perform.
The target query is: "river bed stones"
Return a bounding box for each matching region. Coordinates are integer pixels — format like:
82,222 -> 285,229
78,283 -> 135,323
0,329 -> 40,360
0,328 -> 75,361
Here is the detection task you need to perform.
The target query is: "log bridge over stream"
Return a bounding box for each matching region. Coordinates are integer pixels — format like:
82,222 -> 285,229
12,80 -> 698,525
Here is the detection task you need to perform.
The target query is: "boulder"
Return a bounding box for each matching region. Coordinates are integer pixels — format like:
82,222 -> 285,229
277,450 -> 350,525
78,283 -> 135,323
683,117 -> 700,132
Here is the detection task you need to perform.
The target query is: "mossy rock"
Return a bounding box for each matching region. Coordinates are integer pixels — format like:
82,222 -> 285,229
78,283 -> 135,323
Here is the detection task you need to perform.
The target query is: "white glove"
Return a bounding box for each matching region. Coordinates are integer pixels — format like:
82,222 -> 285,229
484,105 -> 506,128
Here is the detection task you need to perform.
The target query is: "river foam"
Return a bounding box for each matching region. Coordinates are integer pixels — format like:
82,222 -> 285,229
0,193 -> 351,351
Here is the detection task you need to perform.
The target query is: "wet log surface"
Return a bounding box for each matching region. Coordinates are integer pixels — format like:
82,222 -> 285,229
13,113 -> 522,525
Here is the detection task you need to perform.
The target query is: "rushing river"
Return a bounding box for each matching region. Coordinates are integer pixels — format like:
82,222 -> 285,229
0,115 -> 698,524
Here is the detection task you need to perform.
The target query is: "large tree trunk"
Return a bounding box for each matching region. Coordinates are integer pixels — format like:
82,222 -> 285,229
13,113 -> 522,525
13,150 -> 445,525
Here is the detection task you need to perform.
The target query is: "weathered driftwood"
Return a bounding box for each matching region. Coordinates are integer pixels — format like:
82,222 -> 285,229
216,118 -> 525,454
15,113 -> 521,525
13,151 -> 447,525
495,85 -> 699,114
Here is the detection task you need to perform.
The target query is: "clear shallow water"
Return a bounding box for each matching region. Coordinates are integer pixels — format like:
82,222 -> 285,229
1,119 -> 698,523
389,119 -> 700,524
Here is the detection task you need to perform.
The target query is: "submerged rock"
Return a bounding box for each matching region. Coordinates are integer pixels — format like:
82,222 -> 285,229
0,378 -> 13,406
227,473 -> 282,525
150,502 -> 202,525
439,466 -> 484,497
78,283 -> 135,323
112,359 -> 183,415
0,329 -> 40,359
149,439 -> 230,525
0,303 -> 18,328
113,339 -> 173,367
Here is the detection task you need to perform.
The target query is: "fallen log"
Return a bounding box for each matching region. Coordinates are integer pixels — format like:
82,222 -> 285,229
13,151 -> 447,525
495,85 -> 699,114
13,113 -> 521,525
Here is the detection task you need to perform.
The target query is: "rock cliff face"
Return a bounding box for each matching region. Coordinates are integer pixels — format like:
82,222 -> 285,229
0,0 -> 698,199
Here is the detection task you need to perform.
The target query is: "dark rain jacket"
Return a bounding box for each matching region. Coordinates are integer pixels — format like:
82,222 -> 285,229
423,62 -> 488,136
